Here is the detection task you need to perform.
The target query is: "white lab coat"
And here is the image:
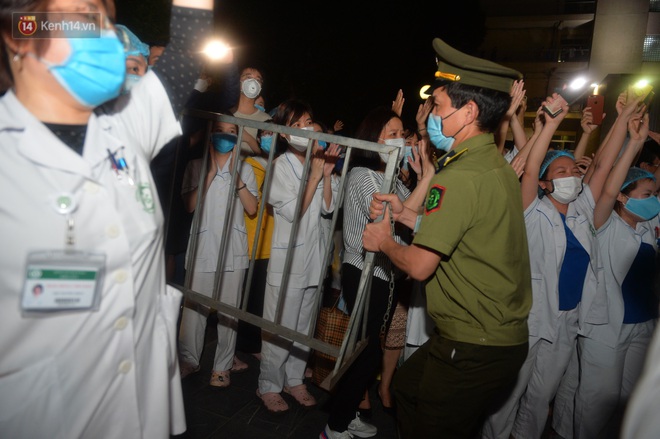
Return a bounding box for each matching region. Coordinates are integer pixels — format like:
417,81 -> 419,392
586,212 -> 658,345
266,151 -> 337,288
483,187 -> 607,439
567,212 -> 659,439
524,186 -> 608,343
182,156 -> 258,272
0,72 -> 185,438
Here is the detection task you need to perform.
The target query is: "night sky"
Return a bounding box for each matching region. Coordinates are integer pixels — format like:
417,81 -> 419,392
116,0 -> 485,133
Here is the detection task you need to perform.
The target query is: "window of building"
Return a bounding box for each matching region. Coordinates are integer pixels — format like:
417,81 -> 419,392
651,0 -> 660,13
643,35 -> 660,61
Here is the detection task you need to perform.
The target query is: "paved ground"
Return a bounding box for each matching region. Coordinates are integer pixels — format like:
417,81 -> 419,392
170,314 -> 565,439
172,314 -> 399,439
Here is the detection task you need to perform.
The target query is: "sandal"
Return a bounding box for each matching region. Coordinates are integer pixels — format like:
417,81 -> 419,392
179,360 -> 200,379
209,370 -> 231,388
231,355 -> 248,373
283,384 -> 317,407
257,390 -> 289,413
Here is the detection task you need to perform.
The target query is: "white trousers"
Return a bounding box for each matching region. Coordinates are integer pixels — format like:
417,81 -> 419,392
258,283 -> 316,394
482,308 -> 578,439
549,340 -> 579,439
178,269 -> 245,372
573,320 -> 655,439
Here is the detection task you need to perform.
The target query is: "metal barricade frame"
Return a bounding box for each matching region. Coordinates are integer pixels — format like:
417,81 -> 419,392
169,109 -> 403,390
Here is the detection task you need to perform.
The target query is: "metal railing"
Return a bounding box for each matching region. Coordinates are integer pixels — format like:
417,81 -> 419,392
169,109 -> 403,390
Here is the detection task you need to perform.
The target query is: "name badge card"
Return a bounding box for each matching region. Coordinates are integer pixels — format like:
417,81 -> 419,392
21,251 -> 106,315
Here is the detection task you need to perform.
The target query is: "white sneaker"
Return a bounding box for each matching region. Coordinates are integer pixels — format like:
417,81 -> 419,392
320,424 -> 353,439
347,411 -> 377,438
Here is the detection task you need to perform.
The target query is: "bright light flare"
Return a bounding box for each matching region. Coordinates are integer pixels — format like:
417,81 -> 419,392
202,40 -> 231,61
568,77 -> 587,91
420,85 -> 431,99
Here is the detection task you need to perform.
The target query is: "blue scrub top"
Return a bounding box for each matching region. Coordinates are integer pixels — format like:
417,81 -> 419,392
558,213 -> 590,311
622,242 -> 658,324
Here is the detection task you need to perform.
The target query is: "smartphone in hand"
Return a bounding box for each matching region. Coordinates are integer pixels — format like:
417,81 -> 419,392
586,95 -> 604,125
542,94 -> 569,118
642,90 -> 655,112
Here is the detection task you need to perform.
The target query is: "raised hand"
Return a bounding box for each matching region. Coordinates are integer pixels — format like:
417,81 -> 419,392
506,80 -> 526,118
416,98 -> 433,131
392,89 -> 405,117
323,143 -> 342,177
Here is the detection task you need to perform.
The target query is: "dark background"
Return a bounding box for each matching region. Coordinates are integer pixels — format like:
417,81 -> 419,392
115,0 -> 485,133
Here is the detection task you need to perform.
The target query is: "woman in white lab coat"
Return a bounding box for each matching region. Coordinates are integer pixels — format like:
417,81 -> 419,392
574,113 -> 659,439
257,99 -> 340,413
483,93 -> 643,439
0,0 -> 213,437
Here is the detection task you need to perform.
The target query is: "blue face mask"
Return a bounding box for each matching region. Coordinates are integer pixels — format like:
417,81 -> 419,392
254,104 -> 266,113
211,132 -> 237,153
318,140 -> 328,149
122,73 -> 142,94
401,146 -> 413,171
36,30 -> 126,108
259,135 -> 273,153
624,195 -> 660,221
427,113 -> 455,152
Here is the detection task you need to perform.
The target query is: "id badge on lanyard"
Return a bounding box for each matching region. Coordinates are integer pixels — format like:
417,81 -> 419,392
21,250 -> 106,316
20,190 -> 106,316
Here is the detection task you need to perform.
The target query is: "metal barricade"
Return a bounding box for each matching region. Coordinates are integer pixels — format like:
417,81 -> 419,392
168,109 -> 403,391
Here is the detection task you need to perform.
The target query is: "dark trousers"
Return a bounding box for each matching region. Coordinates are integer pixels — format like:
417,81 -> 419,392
394,333 -> 528,439
327,263 -> 398,432
235,258 -> 268,354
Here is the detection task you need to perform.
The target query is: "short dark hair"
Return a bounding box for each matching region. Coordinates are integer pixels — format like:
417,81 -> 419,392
272,99 -> 313,156
443,82 -> 511,133
636,138 -> 660,167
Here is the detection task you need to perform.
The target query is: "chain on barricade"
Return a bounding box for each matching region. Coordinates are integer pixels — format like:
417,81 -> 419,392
378,153 -> 401,350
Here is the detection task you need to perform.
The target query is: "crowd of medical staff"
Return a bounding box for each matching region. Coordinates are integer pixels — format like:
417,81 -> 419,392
2,0 -> 660,437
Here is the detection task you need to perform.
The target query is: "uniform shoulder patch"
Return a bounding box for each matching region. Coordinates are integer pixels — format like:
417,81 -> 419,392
425,185 -> 445,215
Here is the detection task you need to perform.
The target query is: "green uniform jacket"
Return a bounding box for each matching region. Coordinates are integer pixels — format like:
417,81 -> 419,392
414,133 -> 532,346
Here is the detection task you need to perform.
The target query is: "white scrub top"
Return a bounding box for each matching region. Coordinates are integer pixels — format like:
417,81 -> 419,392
585,211 -> 658,347
524,185 -> 608,343
0,72 -> 185,438
266,151 -> 337,288
182,156 -> 258,272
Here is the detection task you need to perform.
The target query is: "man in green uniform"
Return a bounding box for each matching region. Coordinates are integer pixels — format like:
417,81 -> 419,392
362,38 -> 532,438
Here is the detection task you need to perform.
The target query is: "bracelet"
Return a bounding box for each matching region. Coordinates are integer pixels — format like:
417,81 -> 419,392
418,127 -> 427,132
235,184 -> 246,193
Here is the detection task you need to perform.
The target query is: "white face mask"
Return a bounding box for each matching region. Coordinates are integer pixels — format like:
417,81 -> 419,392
241,78 -> 262,99
379,137 -> 405,164
288,126 -> 313,151
549,176 -> 583,204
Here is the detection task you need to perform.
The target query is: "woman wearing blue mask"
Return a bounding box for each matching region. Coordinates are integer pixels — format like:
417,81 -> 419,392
571,114 -> 658,439
321,106 -> 434,439
0,0 -> 214,437
178,119 -> 258,388
483,92 -> 646,439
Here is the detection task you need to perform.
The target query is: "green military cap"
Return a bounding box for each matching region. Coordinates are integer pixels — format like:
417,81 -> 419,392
429,38 -> 522,94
